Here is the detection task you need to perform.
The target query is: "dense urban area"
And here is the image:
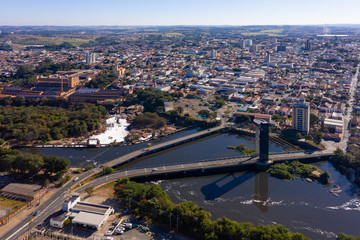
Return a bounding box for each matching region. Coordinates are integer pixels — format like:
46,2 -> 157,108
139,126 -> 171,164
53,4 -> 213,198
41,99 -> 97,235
0,25 -> 360,240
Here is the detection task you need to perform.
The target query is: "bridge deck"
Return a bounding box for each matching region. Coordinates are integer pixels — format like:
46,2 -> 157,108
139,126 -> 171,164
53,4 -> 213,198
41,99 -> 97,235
104,124 -> 225,168
77,151 -> 333,193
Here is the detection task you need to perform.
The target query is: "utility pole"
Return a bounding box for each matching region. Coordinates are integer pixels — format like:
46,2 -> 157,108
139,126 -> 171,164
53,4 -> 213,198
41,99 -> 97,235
169,212 -> 172,230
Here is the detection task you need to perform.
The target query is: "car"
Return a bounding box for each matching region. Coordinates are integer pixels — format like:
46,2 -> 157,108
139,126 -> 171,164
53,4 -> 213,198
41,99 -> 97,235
73,177 -> 79,182
33,210 -> 40,216
104,230 -> 113,236
124,208 -> 129,214
151,168 -> 158,172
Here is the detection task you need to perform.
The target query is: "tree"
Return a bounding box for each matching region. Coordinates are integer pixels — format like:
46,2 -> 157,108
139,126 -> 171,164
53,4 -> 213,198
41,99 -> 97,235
235,115 -> 251,124
198,109 -> 211,118
16,65 -> 34,79
176,106 -> 184,116
313,131 -> 322,145
0,154 -> 15,172
43,156 -> 69,175
310,113 -> 319,126
103,167 -> 114,175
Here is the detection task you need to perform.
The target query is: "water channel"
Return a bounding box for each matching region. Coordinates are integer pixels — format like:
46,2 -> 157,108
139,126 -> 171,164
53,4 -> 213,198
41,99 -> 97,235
22,132 -> 360,239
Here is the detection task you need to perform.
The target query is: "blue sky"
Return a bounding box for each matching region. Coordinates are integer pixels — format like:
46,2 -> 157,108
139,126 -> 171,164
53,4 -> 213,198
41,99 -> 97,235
1,0 -> 360,26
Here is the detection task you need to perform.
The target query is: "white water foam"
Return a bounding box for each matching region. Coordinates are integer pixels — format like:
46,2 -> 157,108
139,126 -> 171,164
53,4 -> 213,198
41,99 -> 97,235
89,115 -> 129,144
327,199 -> 360,211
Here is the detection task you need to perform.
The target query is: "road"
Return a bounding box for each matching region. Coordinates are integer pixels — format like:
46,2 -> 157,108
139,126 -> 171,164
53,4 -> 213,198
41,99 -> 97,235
339,64 -> 359,151
322,63 -> 359,152
0,169 -> 98,240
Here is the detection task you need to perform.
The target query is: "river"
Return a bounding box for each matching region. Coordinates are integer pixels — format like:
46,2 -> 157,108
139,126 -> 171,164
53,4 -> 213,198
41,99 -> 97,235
158,161 -> 360,239
21,132 -> 360,239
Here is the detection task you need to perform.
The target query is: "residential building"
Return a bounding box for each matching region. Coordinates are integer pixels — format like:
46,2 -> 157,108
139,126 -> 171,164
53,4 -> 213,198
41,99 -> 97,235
292,98 -> 310,133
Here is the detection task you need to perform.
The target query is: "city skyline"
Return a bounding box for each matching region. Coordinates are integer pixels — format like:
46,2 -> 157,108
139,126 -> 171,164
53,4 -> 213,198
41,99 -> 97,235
1,0 -> 360,26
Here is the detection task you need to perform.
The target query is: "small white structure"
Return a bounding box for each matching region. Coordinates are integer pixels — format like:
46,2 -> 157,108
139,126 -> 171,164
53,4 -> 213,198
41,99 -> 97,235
50,213 -> 69,228
62,194 -> 80,212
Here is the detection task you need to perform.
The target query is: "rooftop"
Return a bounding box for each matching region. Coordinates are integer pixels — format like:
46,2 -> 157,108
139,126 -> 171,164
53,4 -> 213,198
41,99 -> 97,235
1,183 -> 43,197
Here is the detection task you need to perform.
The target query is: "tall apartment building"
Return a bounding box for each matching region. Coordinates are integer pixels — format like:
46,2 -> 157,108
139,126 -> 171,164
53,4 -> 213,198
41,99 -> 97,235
209,49 -> 217,59
242,39 -> 253,48
86,53 -> 97,64
305,40 -> 312,51
292,98 -> 310,133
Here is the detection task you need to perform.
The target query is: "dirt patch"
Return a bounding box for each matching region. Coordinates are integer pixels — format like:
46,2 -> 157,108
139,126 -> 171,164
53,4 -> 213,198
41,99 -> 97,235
311,170 -> 321,177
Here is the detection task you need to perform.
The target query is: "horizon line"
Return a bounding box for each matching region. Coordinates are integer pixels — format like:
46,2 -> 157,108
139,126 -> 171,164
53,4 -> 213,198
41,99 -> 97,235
1,23 -> 360,27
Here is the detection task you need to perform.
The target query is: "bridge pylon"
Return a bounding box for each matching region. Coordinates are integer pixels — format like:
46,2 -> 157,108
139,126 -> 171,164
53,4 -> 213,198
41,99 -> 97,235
254,119 -> 270,163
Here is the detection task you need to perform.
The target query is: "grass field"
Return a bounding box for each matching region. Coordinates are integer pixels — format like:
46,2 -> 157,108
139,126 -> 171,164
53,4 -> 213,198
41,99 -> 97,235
0,197 -> 26,219
2,34 -> 96,47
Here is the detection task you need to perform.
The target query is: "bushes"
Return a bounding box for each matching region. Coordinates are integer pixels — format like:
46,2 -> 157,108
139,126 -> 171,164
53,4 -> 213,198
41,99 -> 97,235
227,144 -> 255,156
102,167 -> 114,175
268,161 -> 330,184
131,112 -> 166,129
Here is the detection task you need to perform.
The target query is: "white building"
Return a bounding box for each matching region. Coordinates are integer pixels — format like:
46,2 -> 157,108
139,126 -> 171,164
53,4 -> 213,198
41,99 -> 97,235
50,213 -> 69,228
58,195 -> 114,230
292,98 -> 310,133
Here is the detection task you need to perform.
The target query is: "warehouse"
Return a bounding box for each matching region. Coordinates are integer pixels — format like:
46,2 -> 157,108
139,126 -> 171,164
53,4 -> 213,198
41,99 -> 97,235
59,195 -> 114,230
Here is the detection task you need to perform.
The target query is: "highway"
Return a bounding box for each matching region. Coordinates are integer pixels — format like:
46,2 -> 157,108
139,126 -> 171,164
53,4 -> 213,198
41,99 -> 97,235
0,169 -> 98,240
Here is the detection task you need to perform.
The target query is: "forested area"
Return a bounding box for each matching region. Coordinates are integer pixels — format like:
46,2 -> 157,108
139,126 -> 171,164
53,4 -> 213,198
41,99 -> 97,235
114,178 -> 310,240
131,112 -> 166,129
0,148 -> 69,179
0,104 -> 107,144
85,72 -> 118,89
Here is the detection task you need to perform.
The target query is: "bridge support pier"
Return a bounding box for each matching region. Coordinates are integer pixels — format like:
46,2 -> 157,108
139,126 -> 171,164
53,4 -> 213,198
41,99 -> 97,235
254,119 -> 270,163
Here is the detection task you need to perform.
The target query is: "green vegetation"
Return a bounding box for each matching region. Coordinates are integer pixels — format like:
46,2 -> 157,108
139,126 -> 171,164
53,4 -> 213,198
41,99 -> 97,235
35,58 -> 72,75
0,105 -> 107,143
131,112 -> 166,129
227,144 -> 255,156
114,177 -> 309,240
214,95 -> 226,108
268,161 -> 330,185
337,233 -> 360,240
86,72 -> 118,89
102,166 -> 115,175
330,148 -> 360,187
0,149 -> 69,178
124,134 -> 140,143
0,197 -> 26,218
136,88 -> 173,112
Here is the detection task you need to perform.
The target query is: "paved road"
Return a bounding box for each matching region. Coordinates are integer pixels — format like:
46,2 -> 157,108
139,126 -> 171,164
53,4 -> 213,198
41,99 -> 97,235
322,63 -> 359,152
339,64 -> 359,151
0,169 -> 98,240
